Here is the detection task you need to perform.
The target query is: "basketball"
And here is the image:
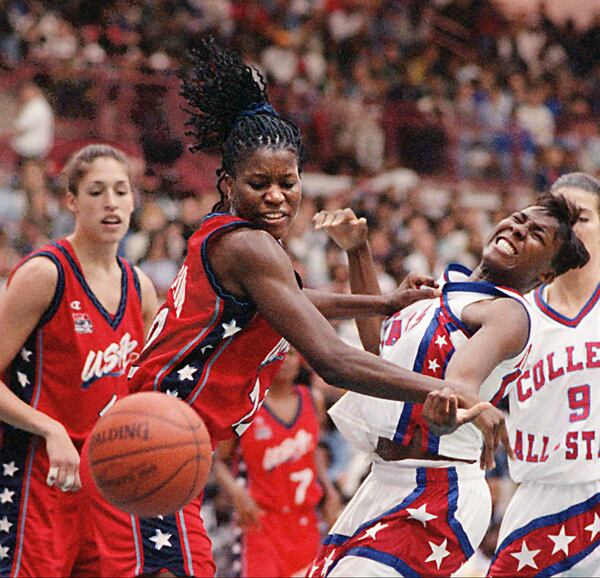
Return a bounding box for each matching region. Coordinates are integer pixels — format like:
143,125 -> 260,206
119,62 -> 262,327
87,392 -> 212,517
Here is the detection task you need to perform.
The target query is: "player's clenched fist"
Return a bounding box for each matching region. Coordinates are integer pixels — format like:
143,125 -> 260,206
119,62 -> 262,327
313,208 -> 368,252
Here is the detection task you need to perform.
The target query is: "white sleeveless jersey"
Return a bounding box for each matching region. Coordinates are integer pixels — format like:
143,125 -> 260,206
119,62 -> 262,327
507,282 -> 600,484
329,264 -> 533,463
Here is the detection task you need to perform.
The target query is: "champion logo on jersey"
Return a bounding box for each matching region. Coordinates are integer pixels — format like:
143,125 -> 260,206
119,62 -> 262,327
70,300 -> 82,310
72,313 -> 94,334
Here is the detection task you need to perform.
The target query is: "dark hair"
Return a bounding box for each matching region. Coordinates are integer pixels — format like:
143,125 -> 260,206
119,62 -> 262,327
550,172 -> 600,200
179,37 -> 304,211
537,193 -> 590,276
62,144 -> 131,196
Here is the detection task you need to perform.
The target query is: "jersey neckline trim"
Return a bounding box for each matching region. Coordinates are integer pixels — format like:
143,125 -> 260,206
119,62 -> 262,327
533,282 -> 600,327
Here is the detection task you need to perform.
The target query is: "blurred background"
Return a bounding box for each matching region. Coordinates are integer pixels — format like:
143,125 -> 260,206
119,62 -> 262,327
1,1 -> 599,575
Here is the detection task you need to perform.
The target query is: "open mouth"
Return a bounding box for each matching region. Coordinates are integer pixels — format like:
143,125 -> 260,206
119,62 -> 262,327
495,237 -> 517,256
262,212 -> 287,223
101,216 -> 122,225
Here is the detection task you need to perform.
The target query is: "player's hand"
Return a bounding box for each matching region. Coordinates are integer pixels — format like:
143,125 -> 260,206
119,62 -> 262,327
232,487 -> 264,530
473,407 -> 514,470
313,208 -> 368,252
44,422 -> 82,492
387,272 -> 440,313
422,388 -> 491,436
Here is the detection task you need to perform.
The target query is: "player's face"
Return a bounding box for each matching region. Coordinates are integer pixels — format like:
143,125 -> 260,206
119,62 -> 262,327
481,206 -> 562,290
555,186 -> 600,267
225,147 -> 301,240
67,157 -> 134,243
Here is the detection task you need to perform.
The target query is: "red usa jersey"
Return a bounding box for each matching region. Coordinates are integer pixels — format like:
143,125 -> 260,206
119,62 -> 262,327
508,282 -> 600,484
3,239 -> 144,444
128,213 -> 289,442
329,264 -> 532,462
238,385 -> 323,511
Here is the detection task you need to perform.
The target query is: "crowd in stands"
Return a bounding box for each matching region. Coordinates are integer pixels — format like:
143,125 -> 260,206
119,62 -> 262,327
2,1 -> 600,575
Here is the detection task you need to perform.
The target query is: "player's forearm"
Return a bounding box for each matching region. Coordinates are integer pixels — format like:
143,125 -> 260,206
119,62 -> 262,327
303,289 -> 390,319
0,380 -> 62,438
212,458 -> 241,499
347,241 -> 384,354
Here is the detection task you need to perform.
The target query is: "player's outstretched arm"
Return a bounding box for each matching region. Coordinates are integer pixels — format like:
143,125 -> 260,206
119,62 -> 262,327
312,208 -> 440,353
208,227 -> 477,409
0,258 -> 81,491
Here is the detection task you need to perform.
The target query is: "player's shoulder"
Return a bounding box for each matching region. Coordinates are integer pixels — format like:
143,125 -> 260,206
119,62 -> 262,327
10,252 -> 60,287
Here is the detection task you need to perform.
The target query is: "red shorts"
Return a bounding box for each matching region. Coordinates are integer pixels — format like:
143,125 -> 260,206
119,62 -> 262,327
241,508 -> 321,577
80,438 -> 216,577
0,426 -> 99,578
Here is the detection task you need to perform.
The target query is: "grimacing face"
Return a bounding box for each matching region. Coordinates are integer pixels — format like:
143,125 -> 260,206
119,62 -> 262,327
480,206 -> 563,292
224,148 -> 301,240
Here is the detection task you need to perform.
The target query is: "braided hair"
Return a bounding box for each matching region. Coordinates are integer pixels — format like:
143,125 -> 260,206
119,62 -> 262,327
179,37 -> 304,211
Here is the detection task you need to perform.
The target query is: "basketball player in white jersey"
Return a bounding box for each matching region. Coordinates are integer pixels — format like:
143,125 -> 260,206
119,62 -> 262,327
307,195 -> 589,578
489,173 -> 600,577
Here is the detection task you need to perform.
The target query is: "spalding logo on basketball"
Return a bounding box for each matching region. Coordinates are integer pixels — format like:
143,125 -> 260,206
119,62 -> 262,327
87,391 -> 212,517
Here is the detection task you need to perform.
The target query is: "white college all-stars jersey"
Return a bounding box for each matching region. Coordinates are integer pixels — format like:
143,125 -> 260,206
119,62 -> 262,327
508,282 -> 600,484
329,264 -> 533,463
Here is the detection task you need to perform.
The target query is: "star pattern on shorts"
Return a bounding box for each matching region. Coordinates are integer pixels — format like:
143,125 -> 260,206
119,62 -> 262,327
16,372 -> 30,388
321,549 -> 335,577
149,528 -> 172,551
165,389 -> 179,398
425,538 -> 450,569
511,540 -> 540,571
2,462 -> 18,477
585,513 -> 600,541
222,319 -> 242,339
20,348 -> 32,362
0,545 -> 9,561
548,525 -> 576,556
0,516 -> 12,533
407,503 -> 437,526
358,521 -> 389,541
201,345 -> 212,354
177,364 -> 197,381
0,488 -> 15,504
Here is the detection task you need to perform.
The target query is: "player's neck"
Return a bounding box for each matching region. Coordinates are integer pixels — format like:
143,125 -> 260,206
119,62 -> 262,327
545,263 -> 600,312
67,234 -> 119,271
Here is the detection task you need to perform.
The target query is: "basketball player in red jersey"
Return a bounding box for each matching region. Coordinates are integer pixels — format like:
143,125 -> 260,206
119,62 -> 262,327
214,348 -> 342,577
93,38 -> 497,577
0,144 -> 157,577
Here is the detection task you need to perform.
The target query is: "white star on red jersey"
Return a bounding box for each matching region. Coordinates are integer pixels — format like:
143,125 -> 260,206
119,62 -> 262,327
407,503 -> 437,526
511,540 -> 540,571
177,364 -> 197,381
0,516 -> 12,533
358,521 -> 389,541
2,462 -> 18,477
425,538 -> 450,569
427,359 -> 440,373
149,528 -> 172,550
20,348 -> 32,362
222,319 -> 242,339
321,550 -> 336,576
16,372 -> 29,388
548,525 -> 576,555
434,335 -> 447,347
0,545 -> 9,561
0,488 -> 15,504
585,513 -> 600,541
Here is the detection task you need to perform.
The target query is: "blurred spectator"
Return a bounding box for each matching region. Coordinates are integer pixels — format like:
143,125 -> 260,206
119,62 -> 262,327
10,81 -> 55,163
